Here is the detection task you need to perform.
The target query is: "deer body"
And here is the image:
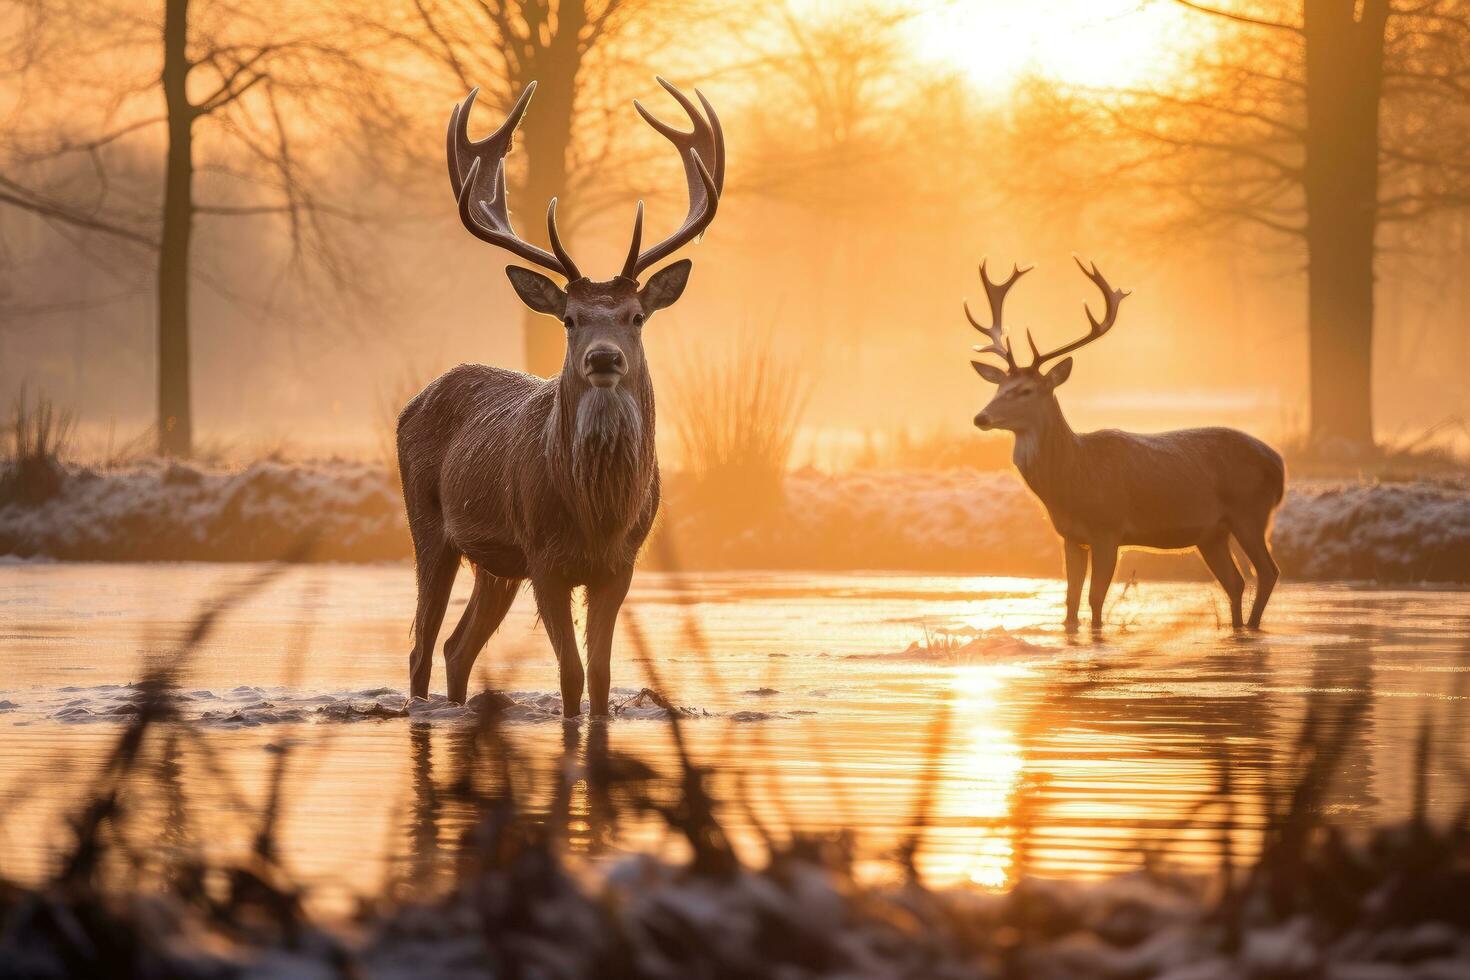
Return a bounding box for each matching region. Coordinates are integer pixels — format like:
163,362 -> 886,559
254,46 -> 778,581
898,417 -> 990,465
1014,419 -> 1282,549
400,362 -> 658,581
967,259 -> 1283,630
400,79 -> 723,715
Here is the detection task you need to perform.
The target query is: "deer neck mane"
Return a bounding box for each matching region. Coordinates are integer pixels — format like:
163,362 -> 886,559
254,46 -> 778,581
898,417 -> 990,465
545,366 -> 657,549
1012,396 -> 1079,501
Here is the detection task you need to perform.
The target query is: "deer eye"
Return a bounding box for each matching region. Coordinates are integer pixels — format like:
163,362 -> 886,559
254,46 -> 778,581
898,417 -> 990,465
563,315 -> 575,330
632,312 -> 645,327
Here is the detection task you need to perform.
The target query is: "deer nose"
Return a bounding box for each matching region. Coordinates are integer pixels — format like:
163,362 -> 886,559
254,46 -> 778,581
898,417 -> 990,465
974,412 -> 993,430
585,346 -> 625,377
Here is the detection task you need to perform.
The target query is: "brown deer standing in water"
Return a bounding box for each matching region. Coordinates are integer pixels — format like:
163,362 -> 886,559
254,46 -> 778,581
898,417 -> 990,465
966,258 -> 1284,631
397,78 -> 723,716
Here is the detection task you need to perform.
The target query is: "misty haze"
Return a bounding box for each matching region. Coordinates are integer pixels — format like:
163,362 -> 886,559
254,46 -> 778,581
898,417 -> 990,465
2,1 -> 1469,977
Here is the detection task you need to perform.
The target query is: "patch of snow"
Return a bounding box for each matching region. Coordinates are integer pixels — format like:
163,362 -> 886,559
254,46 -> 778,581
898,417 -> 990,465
2,682 -> 736,727
4,461 -> 1469,581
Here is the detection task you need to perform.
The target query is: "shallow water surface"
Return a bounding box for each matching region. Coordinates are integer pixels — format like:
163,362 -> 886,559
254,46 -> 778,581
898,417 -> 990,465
1,563 -> 1466,911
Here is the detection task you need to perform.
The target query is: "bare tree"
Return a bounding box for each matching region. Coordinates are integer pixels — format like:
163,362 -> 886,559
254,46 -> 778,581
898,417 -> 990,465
1025,0 -> 1470,450
0,0 -> 406,455
371,0 -> 730,377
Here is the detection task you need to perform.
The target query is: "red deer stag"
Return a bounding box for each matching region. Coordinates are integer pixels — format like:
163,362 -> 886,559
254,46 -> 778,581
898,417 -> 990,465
397,78 -> 724,715
966,258 -> 1284,631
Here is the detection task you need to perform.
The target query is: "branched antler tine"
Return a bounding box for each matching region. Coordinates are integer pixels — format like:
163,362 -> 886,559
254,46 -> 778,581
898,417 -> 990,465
968,260 -> 1031,368
473,159 -> 510,229
629,78 -> 723,277
963,300 -> 991,337
445,97 -> 465,197
691,149 -> 718,219
1028,256 -> 1131,369
980,260 -> 1032,316
449,84 -> 533,198
629,146 -> 719,276
492,159 -> 510,221
1077,256 -> 1129,332
633,100 -> 679,140
632,93 -> 707,204
657,74 -> 702,129
470,162 -> 514,237
447,82 -> 575,279
694,88 -> 726,193
456,157 -> 565,273
619,201 -> 645,280
546,198 -> 581,280
965,300 -> 1009,361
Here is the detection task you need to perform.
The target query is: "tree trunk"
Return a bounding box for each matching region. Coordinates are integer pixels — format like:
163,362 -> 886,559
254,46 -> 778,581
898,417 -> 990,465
156,0 -> 195,455
1300,0 -> 1388,451
521,304 -> 564,378
514,1 -> 585,378
518,103 -> 572,377
518,87 -> 574,378
517,116 -> 573,376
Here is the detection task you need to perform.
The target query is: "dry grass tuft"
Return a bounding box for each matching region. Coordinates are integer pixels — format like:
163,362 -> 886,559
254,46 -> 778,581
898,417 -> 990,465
1282,417 -> 1470,480
666,333 -> 811,521
1,385 -> 75,505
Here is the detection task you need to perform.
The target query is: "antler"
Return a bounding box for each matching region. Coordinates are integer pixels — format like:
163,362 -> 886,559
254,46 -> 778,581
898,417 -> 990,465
1026,256 -> 1130,369
447,83 -> 582,280
620,77 -> 724,280
966,260 -> 1033,370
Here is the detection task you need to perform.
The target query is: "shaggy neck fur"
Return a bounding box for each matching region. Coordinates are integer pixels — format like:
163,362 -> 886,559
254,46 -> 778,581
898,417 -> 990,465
1012,395 -> 1080,503
546,366 -> 657,557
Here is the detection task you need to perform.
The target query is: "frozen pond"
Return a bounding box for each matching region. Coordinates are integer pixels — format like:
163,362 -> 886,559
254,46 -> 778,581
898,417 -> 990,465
1,563 -> 1466,913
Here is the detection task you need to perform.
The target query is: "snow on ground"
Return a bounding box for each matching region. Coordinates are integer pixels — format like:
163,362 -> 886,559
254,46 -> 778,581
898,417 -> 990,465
0,682 -> 723,726
0,458 -> 404,561
2,460 -> 1469,581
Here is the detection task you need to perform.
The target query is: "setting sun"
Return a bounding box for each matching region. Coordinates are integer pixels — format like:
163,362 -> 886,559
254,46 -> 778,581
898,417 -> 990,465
907,0 -> 1205,92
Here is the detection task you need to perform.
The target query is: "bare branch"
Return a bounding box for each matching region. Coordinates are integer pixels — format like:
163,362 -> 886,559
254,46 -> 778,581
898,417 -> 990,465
1170,0 -> 1302,33
0,179 -> 155,247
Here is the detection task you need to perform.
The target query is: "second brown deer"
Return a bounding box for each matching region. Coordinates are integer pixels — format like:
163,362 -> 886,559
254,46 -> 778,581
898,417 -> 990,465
966,258 -> 1284,631
397,78 -> 724,715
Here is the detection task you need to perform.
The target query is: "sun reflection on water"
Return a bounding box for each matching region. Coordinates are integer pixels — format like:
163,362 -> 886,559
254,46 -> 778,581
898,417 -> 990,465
927,663 -> 1029,890
2,566 -> 1467,915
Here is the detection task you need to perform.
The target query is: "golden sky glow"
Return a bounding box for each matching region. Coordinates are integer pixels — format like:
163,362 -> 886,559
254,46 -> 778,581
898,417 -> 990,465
906,0 -> 1204,92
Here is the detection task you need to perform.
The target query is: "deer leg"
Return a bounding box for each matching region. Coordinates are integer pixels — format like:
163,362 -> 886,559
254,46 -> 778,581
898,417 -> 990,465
532,575 -> 585,718
409,542 -> 461,700
1229,517 -> 1279,629
1063,539 -> 1087,631
1197,531 -> 1245,629
1088,540 -> 1119,630
444,570 -> 520,705
585,565 -> 634,718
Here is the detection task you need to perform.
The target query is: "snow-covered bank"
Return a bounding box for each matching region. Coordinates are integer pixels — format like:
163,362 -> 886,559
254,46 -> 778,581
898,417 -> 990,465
3,459 -> 1469,581
0,458 -> 405,561
684,469 -> 1470,581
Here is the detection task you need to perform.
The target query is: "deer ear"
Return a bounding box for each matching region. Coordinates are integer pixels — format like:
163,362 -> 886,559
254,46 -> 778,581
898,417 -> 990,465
972,361 -> 1008,385
505,266 -> 566,318
639,259 -> 692,314
1043,357 -> 1073,388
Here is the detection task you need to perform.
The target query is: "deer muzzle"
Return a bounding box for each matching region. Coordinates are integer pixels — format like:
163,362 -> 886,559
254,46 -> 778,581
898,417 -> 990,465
584,346 -> 626,388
